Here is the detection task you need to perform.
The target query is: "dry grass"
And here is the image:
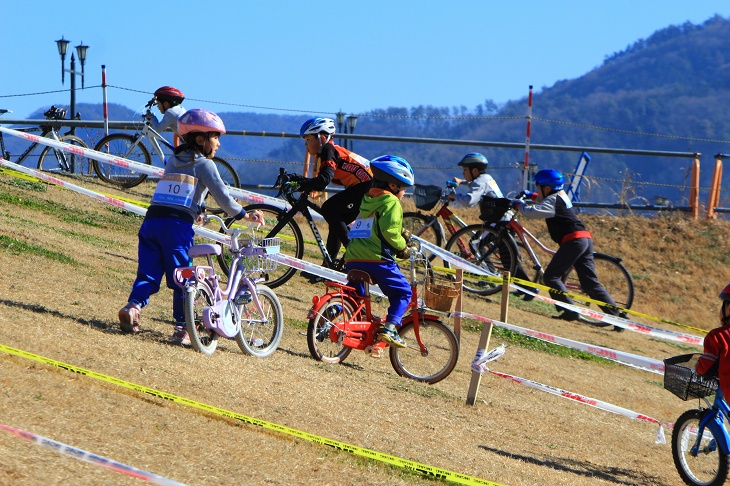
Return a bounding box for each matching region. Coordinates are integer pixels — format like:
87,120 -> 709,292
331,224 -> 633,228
0,169 -> 729,485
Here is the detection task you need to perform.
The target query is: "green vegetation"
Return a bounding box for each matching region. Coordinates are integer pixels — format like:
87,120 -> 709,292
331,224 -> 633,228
0,235 -> 77,265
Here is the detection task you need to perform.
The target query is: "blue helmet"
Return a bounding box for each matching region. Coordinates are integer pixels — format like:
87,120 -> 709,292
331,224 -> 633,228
370,155 -> 415,187
534,169 -> 565,190
299,117 -> 336,137
457,153 -> 488,171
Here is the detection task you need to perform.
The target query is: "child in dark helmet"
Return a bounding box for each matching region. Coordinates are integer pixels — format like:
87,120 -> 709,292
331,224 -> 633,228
512,169 -> 622,322
298,117 -> 373,280
146,86 -> 186,136
696,284 -> 730,399
118,109 -> 264,344
449,153 -> 535,299
344,155 -> 417,348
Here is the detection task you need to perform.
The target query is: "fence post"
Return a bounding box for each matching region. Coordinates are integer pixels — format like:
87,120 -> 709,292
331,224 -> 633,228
454,269 -> 463,344
466,271 -> 509,406
707,156 -> 723,220
690,156 -> 700,220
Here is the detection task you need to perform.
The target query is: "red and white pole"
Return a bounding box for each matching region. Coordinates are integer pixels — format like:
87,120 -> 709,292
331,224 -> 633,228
522,85 -> 533,191
101,65 -> 109,137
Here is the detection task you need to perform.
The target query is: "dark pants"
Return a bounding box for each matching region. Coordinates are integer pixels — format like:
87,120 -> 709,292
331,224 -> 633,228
319,181 -> 372,262
543,237 -> 618,315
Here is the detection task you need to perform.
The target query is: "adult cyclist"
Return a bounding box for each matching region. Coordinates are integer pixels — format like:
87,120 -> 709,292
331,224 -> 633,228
297,117 -> 373,282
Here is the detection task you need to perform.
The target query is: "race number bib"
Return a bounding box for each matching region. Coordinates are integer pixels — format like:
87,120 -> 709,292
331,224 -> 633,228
151,173 -> 197,208
349,217 -> 374,239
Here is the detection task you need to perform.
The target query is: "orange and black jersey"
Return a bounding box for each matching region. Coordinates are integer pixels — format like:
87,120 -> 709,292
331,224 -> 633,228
300,142 -> 372,191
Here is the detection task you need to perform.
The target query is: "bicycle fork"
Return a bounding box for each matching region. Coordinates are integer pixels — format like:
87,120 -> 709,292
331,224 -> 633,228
691,411 -> 730,457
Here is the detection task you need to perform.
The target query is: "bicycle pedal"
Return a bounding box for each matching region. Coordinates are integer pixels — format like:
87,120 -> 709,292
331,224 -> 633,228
368,346 -> 384,359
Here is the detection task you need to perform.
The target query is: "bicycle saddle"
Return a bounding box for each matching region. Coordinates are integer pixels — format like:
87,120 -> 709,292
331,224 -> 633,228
346,269 -> 373,297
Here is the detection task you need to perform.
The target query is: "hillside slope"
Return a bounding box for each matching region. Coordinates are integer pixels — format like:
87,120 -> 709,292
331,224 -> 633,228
1,169 -> 729,484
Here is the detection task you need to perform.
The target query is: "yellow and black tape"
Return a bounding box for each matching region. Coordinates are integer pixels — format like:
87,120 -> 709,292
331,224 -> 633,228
0,343 -> 502,486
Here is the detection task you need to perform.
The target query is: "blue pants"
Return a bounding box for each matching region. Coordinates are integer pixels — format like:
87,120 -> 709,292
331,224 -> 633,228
345,261 -> 412,326
543,238 -> 618,315
128,217 -> 195,322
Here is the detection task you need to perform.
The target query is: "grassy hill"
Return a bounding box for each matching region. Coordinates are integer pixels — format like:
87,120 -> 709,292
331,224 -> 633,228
1,168 -> 729,484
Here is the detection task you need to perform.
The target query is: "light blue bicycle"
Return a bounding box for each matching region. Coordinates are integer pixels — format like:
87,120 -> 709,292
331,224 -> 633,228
665,353 -> 728,486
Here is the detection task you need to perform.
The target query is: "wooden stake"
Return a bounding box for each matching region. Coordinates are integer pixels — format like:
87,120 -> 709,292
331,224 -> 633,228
466,272 -> 510,406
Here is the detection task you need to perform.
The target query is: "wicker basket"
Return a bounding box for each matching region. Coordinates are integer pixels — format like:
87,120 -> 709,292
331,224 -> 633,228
413,184 -> 443,211
664,353 -> 718,401
424,273 -> 461,312
479,197 -> 513,224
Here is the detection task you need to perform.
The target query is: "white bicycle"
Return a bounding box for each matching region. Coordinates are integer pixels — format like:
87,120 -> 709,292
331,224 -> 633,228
91,98 -> 239,190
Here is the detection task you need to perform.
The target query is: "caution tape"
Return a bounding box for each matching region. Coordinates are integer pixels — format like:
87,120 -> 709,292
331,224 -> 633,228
0,344 -> 501,486
0,424 -> 185,485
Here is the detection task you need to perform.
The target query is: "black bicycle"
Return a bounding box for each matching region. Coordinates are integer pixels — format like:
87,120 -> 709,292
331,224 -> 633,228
0,106 -> 91,176
216,168 -> 343,288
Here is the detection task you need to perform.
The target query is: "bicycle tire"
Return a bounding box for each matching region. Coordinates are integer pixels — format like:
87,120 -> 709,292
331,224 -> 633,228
390,318 -> 459,384
306,293 -> 356,364
402,211 -> 442,249
92,133 -> 151,188
672,408 -> 729,486
562,253 -> 635,322
37,135 -> 91,176
216,204 -> 304,289
184,283 -> 219,355
234,285 -> 284,358
443,224 -> 517,295
204,157 -> 241,215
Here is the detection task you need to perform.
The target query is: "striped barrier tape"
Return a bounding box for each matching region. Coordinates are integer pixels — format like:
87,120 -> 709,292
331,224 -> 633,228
0,125 -> 325,219
0,424 -> 185,485
0,344 -> 501,486
459,311 -> 665,374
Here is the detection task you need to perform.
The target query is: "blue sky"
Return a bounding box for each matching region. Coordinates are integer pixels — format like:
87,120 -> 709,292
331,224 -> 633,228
2,1 -> 730,120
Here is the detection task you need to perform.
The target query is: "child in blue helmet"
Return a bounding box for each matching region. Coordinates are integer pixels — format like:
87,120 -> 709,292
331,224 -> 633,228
512,169 -> 622,323
118,109 -> 264,344
344,155 -> 417,348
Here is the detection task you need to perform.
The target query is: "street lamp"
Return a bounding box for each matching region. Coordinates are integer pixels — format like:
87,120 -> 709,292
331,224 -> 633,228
336,111 -> 345,146
346,115 -> 358,151
55,37 -> 89,131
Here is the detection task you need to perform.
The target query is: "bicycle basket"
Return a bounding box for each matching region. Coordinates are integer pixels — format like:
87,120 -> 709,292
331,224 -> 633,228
413,184 -> 443,211
424,273 -> 461,312
240,237 -> 280,272
664,353 -> 718,401
479,197 -> 512,224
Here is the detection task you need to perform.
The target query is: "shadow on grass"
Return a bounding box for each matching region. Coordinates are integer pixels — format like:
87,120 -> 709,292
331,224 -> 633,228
477,446 -> 659,485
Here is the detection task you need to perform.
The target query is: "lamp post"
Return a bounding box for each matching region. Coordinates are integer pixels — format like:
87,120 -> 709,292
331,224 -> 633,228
55,37 -> 89,133
336,111 -> 345,146
346,115 -> 358,152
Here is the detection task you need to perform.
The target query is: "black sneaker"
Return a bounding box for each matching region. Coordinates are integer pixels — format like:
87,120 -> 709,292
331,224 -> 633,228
552,311 -> 579,322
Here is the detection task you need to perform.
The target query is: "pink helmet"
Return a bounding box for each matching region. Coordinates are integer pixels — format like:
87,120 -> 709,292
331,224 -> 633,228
177,109 -> 226,136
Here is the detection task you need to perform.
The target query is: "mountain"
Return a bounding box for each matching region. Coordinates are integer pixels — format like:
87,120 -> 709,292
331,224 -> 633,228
10,15 -> 730,207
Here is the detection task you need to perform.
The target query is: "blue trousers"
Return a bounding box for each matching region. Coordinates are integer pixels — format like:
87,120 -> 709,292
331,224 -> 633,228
345,261 -> 412,326
128,217 -> 195,322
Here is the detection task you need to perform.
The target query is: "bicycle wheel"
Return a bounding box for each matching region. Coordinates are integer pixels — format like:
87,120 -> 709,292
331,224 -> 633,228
563,253 -> 635,321
204,157 -> 241,215
184,283 -> 219,355
306,294 -> 356,364
672,409 -> 729,486
37,135 -> 91,176
390,318 -> 459,384
402,211 -> 442,249
234,285 -> 284,358
92,133 -> 151,188
216,204 -> 303,289
443,224 -> 517,295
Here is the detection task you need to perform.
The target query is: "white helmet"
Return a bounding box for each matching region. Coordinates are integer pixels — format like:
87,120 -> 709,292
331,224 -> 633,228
300,117 -> 336,137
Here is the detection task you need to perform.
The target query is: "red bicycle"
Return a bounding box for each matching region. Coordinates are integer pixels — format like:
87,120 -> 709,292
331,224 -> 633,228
402,181 -> 469,253
305,249 -> 459,384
